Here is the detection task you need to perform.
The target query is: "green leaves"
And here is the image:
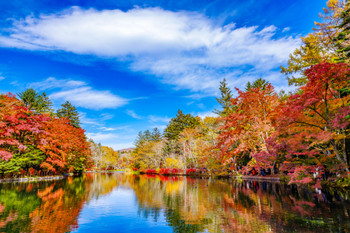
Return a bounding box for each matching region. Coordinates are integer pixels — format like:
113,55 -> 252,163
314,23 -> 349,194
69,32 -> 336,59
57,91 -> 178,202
0,92 -> 90,176
245,78 -> 270,92
281,0 -> 345,86
56,101 -> 80,128
0,146 -> 45,174
17,88 -> 53,114
334,1 -> 350,63
214,78 -> 233,117
164,110 -> 200,140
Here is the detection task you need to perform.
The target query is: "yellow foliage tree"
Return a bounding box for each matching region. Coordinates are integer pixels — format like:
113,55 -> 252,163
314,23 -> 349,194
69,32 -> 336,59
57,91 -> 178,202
281,0 -> 345,86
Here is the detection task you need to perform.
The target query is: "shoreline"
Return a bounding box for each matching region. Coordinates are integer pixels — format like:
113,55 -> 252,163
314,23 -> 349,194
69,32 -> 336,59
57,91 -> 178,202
232,175 -> 280,182
138,171 -> 281,182
0,175 -> 68,184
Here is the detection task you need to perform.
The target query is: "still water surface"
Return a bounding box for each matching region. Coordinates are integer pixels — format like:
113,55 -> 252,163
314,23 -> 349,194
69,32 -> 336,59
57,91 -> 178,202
0,173 -> 349,233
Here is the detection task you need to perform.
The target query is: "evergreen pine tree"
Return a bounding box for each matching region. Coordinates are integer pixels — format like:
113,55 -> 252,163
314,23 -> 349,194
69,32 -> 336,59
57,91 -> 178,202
335,0 -> 350,63
214,78 -> 233,117
56,101 -> 80,127
164,110 -> 200,140
245,78 -> 270,91
151,128 -> 162,142
18,88 -> 53,113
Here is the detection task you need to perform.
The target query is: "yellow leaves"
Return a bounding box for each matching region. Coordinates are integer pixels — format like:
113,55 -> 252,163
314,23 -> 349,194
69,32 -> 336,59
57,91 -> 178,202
282,0 -> 346,86
332,133 -> 348,140
165,158 -> 183,168
325,0 -> 344,18
165,181 -> 182,194
101,146 -> 119,167
247,157 -> 257,167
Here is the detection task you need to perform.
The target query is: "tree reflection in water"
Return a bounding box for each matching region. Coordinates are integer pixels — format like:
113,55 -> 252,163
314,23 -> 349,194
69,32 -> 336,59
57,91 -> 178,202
0,173 -> 349,233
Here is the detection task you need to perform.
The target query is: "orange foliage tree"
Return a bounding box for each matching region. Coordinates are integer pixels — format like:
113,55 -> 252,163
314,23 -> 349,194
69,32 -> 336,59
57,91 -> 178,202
39,117 -> 91,173
277,62 -> 350,176
0,94 -> 47,161
217,84 -> 280,170
0,93 -> 91,176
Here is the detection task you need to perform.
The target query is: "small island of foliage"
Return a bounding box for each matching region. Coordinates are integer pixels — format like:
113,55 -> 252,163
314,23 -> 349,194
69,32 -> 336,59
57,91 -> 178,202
0,0 -> 350,190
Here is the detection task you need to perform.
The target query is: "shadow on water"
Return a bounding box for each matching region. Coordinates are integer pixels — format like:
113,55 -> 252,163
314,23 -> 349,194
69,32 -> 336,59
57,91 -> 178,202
0,173 -> 349,233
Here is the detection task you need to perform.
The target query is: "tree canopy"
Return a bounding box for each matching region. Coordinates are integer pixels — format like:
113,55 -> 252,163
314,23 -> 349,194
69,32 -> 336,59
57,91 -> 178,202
56,101 -> 80,128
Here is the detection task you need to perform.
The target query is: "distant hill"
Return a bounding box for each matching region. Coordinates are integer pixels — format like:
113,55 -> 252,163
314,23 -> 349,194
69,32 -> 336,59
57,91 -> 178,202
118,148 -> 134,155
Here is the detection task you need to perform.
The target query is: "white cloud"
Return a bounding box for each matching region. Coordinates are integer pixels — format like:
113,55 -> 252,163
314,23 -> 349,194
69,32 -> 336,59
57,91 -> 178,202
184,93 -> 212,100
125,111 -> 170,123
148,115 -> 170,123
195,111 -> 217,119
0,7 -> 300,93
50,87 -> 127,110
86,132 -> 119,142
30,77 -> 86,90
31,77 -> 128,110
126,110 -> 142,119
80,112 -> 103,126
100,113 -> 114,120
282,27 -> 291,33
99,126 -> 130,131
0,76 -> 4,81
86,131 -> 137,150
99,127 -> 117,131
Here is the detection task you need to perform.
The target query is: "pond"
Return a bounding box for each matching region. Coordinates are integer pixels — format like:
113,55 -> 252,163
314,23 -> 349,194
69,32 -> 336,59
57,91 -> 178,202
0,173 -> 349,233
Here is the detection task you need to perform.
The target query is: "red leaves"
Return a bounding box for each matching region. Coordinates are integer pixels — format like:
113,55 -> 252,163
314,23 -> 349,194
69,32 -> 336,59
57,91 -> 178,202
0,94 -> 46,160
38,117 -> 90,173
186,168 -> 197,174
0,93 -> 91,174
216,62 -> 350,183
278,62 -> 350,167
217,84 -> 280,166
145,169 -> 157,174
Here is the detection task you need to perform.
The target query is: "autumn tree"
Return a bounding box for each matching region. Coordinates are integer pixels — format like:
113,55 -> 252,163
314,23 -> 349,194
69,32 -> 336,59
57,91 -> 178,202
38,117 -> 90,173
89,140 -> 105,170
101,146 -> 119,170
0,93 -> 91,176
0,94 -> 46,163
132,128 -> 166,169
217,84 -> 280,170
179,128 -> 200,168
56,101 -> 80,128
278,62 -> 350,174
281,0 -> 345,86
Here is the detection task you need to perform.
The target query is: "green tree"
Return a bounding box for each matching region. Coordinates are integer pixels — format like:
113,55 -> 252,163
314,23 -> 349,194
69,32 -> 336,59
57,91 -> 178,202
144,130 -> 152,141
151,128 -> 162,142
0,146 -> 45,175
214,78 -> 233,116
163,110 -> 200,158
135,131 -> 146,148
56,101 -> 80,128
164,110 -> 200,140
245,78 -> 270,91
280,0 -> 345,86
335,0 -> 350,63
17,88 -> 53,113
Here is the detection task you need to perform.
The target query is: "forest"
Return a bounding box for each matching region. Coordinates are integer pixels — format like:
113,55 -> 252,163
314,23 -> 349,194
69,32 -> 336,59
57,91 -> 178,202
0,0 -> 349,188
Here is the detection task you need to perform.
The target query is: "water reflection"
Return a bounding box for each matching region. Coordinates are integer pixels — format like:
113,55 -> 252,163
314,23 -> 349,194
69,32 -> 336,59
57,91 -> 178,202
0,173 -> 349,233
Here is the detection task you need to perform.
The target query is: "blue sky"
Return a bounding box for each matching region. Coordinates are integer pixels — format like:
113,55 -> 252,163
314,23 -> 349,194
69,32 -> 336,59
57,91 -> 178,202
0,0 -> 327,149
